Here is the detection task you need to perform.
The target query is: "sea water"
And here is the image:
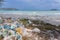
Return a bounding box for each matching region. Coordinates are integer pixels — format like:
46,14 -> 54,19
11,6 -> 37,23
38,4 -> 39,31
0,11 -> 60,16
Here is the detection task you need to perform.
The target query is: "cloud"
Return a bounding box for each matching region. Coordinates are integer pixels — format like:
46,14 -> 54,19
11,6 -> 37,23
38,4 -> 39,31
54,0 -> 60,2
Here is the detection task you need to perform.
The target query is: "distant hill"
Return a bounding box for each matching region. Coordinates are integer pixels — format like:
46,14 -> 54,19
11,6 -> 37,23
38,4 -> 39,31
50,9 -> 58,11
0,8 -> 18,10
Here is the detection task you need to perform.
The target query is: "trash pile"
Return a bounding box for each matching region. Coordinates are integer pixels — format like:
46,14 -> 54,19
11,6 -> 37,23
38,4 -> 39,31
0,21 -> 41,40
0,17 -> 32,40
0,29 -> 22,40
0,17 -> 60,40
0,21 -> 23,40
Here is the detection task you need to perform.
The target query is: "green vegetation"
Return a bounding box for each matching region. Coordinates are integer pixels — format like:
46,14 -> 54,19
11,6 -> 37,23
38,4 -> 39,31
18,19 -> 60,31
31,20 -> 58,30
9,32 -> 12,36
18,19 -> 29,26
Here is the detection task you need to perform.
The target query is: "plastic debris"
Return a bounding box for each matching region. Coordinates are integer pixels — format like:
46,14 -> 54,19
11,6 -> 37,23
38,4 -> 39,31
32,28 -> 40,33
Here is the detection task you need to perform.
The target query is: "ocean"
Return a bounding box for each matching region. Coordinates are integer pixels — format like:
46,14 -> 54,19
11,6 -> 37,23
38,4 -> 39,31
0,11 -> 60,16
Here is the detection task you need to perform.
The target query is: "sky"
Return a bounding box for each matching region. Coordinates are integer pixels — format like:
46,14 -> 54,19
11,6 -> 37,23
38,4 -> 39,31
1,0 -> 60,10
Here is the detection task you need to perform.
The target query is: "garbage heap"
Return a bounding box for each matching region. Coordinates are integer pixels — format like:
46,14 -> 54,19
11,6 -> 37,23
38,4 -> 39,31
0,20 -> 41,40
0,21 -> 23,40
0,17 -> 60,40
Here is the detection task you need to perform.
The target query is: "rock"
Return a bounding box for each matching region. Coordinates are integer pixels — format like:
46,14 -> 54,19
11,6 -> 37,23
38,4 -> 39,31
32,28 -> 40,33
